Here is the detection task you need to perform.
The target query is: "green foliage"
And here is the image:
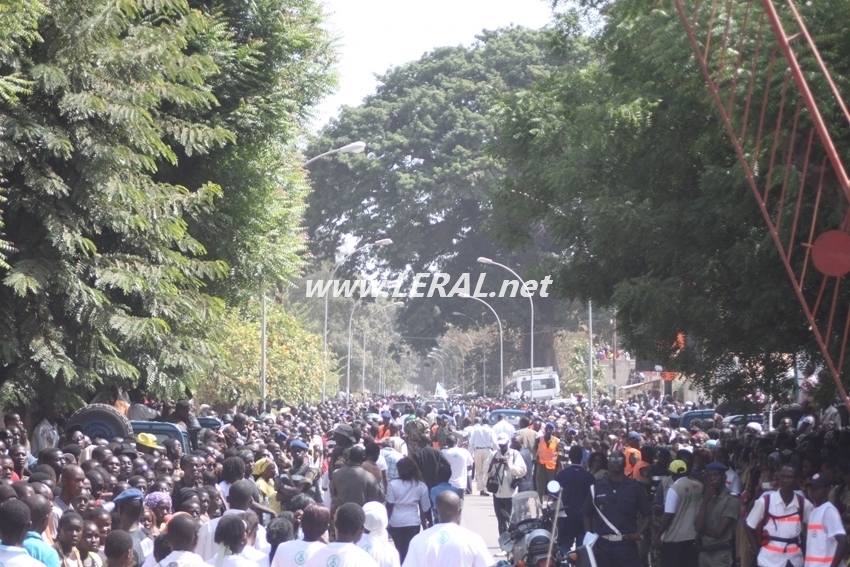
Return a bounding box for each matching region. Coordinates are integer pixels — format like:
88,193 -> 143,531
199,299 -> 332,406
176,0 -> 336,300
0,0 -> 335,408
492,0 -> 850,402
303,26 -> 580,369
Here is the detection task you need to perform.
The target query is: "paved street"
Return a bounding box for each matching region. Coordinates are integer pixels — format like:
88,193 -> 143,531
462,484 -> 503,556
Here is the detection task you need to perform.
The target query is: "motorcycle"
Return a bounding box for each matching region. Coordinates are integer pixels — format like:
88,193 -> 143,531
496,480 -> 568,567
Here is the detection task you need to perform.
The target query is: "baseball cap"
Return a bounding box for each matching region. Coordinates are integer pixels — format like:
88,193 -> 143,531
496,433 -> 510,446
289,439 -> 309,451
380,410 -> 392,419
809,473 -> 832,488
669,460 -> 688,474
136,433 -> 165,452
627,431 -> 642,442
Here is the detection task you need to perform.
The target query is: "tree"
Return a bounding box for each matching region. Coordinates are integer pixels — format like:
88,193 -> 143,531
199,300 -> 331,407
169,0 -> 336,302
303,26 -> 582,377
492,1 -> 850,403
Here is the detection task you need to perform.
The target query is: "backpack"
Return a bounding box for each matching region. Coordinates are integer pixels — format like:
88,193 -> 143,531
754,493 -> 805,548
486,459 -> 504,493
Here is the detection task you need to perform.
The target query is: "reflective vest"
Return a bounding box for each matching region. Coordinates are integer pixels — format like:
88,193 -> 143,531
537,436 -> 559,470
377,424 -> 391,440
624,447 -> 641,477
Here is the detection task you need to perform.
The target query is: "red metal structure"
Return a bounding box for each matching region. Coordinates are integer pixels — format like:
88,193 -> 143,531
672,0 -> 850,412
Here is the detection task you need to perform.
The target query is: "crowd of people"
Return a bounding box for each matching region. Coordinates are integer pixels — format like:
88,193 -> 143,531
0,393 -> 845,567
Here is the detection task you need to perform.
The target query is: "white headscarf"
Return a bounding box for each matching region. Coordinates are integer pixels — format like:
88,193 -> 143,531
363,501 -> 389,542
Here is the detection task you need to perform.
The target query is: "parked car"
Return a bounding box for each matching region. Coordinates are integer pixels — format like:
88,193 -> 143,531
679,409 -> 716,430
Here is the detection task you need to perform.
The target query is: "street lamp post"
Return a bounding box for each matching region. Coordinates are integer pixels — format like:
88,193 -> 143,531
361,302 -> 403,394
478,257 -> 534,400
322,238 -> 391,401
303,141 -> 366,166
460,293 -> 505,395
441,344 -> 465,396
452,313 -> 486,395
427,355 -> 445,384
431,350 -> 452,386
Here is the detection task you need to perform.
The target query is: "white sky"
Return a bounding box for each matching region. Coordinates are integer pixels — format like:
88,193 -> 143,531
314,0 -> 554,128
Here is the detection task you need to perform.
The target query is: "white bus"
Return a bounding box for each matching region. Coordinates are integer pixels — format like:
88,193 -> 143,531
504,367 -> 561,400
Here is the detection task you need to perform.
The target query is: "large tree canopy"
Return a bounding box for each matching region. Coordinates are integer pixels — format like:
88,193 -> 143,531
304,26 -> 589,375
492,1 -> 850,406
0,0 -> 334,407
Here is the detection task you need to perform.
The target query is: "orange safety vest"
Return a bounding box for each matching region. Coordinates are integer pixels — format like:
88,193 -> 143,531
624,447 -> 641,477
377,424 -> 391,440
537,436 -> 559,470
632,460 -> 650,481
431,424 -> 440,449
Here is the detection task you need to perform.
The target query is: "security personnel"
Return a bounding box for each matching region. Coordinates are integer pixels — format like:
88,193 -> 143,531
555,445 -> 595,556
583,450 -> 652,567
534,422 -> 560,497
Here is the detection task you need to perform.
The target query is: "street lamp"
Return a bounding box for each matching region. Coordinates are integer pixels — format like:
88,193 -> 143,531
460,293 -> 504,395
452,314 -> 486,395
362,302 -> 403,394
322,238 -> 392,401
259,141 -> 372,409
303,141 -> 367,166
426,355 -> 445,384
477,257 -> 533,398
440,344 -> 465,396
430,350 -> 452,386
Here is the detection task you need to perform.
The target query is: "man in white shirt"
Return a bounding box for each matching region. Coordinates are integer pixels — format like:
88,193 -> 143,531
358,502 -> 401,567
804,473 -> 846,567
306,503 -> 377,567
441,436 -> 473,491
155,515 -> 207,567
0,500 -> 46,567
403,490 -> 494,567
197,480 -> 270,561
491,414 -> 515,439
484,433 -> 527,535
271,503 -> 328,567
746,465 -> 813,567
468,418 -> 496,496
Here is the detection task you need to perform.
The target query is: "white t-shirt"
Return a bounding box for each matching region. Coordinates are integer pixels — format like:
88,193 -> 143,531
0,545 -> 47,567
205,554 -> 257,567
357,533 -> 401,567
441,447 -> 473,489
271,540 -> 324,567
239,545 -> 270,567
197,510 -> 271,561
725,469 -> 742,495
386,479 -> 431,528
402,522 -> 493,567
305,542 -> 378,567
804,501 -> 845,567
157,550 -> 208,567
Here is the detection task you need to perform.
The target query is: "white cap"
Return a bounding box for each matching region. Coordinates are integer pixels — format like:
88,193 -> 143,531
496,433 -> 510,445
746,422 -> 763,433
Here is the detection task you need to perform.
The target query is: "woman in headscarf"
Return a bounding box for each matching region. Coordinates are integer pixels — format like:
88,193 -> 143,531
357,501 -> 400,567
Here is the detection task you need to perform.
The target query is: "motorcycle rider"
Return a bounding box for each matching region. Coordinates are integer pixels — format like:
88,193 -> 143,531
582,450 -> 652,567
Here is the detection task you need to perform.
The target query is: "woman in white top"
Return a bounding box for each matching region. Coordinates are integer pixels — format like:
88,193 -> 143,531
206,514 -> 258,567
386,458 -> 431,563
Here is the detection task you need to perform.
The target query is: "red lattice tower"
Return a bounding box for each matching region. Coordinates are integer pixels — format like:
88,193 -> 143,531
672,0 -> 850,411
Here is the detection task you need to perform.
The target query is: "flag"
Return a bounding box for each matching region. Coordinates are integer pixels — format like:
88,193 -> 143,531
435,383 -> 448,399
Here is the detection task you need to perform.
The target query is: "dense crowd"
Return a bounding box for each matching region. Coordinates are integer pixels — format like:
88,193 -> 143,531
0,393 -> 845,567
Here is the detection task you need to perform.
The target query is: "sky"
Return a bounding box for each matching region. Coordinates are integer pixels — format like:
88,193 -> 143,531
314,0 -> 554,128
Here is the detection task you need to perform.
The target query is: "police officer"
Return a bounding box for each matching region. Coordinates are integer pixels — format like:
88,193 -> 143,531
583,450 -> 652,567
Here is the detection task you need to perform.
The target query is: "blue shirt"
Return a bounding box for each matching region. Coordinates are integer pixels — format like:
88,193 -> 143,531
429,483 -> 464,522
555,465 -> 595,523
23,532 -> 60,567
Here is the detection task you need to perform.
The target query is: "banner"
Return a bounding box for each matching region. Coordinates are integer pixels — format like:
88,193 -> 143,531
434,383 -> 448,399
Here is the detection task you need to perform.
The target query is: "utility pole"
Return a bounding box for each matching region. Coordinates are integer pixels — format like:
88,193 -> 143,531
588,300 -> 593,410
612,312 -> 617,387
260,290 -> 267,413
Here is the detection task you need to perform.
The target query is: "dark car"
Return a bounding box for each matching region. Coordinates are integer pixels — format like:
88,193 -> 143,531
679,409 -> 716,430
